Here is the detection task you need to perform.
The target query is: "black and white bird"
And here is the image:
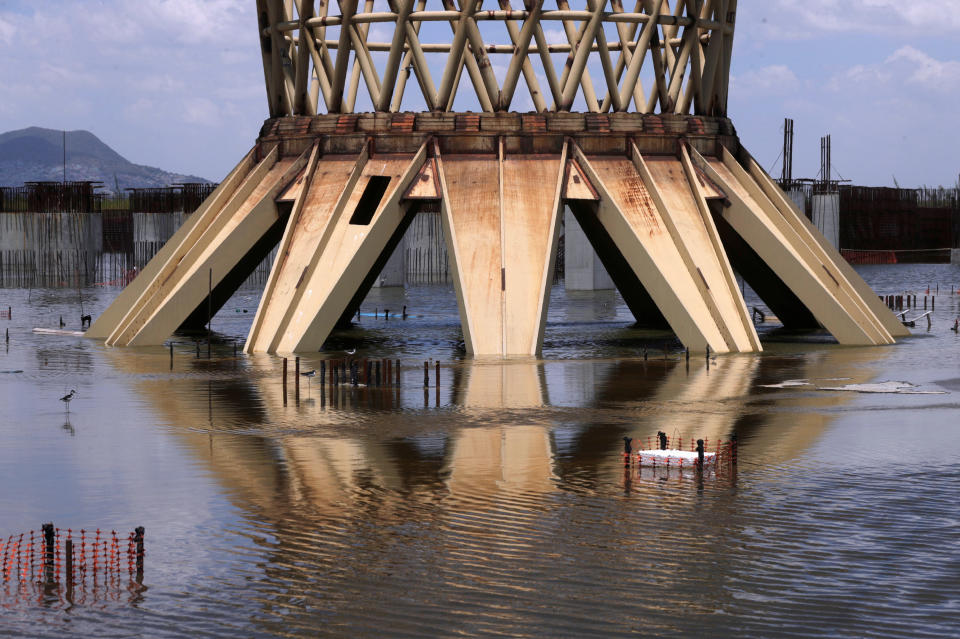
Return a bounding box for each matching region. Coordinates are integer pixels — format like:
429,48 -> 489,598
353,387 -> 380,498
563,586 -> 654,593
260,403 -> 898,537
60,389 -> 76,410
301,369 -> 316,393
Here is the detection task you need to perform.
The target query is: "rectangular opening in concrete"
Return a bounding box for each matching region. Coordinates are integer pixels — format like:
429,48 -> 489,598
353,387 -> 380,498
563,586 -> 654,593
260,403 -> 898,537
349,176 -> 391,225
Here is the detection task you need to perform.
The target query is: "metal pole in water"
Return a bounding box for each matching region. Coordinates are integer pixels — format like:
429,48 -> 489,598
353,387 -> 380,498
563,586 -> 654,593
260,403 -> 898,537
295,357 -> 300,403
283,358 -> 288,405
207,268 -> 212,359
134,527 -> 145,582
696,439 -> 704,468
435,361 -> 440,387
65,538 -> 73,588
424,361 -> 429,387
42,522 -> 54,584
170,343 -> 173,370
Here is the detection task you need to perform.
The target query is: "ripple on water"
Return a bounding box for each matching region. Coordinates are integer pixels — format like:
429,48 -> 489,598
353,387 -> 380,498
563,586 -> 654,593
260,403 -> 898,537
3,272 -> 960,637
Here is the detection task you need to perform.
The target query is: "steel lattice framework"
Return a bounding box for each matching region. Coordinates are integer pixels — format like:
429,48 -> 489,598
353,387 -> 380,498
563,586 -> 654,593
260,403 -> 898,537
257,0 -> 737,115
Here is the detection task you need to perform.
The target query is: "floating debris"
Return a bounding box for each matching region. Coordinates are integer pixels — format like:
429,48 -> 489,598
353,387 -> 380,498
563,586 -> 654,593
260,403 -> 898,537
623,431 -> 738,471
760,379 -> 811,389
636,448 -> 717,467
761,377 -> 852,389
817,381 -> 947,395
32,328 -> 86,336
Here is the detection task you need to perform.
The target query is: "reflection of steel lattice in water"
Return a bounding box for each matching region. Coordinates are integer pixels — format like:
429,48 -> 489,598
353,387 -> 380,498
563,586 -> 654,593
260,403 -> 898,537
0,524 -> 145,606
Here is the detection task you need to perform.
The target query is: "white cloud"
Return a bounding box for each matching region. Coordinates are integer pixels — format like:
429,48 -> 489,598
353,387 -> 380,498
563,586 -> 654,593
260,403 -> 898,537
732,65 -> 801,96
0,1 -> 263,177
0,15 -> 14,46
740,0 -> 960,40
181,97 -> 221,126
887,46 -> 960,92
733,44 -> 960,187
146,0 -> 251,45
825,63 -> 891,92
543,28 -> 567,45
123,98 -> 156,122
827,46 -> 960,94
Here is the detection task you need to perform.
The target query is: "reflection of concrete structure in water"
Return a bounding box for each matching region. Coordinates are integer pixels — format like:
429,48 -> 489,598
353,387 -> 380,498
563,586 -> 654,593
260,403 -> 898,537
101,353 -> 560,513
88,2 -> 905,357
447,362 -> 556,501
102,346 -> 885,519
646,355 -> 760,445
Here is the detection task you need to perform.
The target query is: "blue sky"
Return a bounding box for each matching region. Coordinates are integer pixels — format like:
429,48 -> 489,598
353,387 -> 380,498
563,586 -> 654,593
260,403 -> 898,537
0,0 -> 957,187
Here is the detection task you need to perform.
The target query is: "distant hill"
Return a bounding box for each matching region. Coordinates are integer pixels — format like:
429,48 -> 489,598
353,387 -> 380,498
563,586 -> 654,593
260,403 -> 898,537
0,127 -> 209,193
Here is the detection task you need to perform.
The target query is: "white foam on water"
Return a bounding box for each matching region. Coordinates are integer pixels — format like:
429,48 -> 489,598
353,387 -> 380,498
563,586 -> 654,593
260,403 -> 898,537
760,379 -> 811,389
817,381 -> 947,395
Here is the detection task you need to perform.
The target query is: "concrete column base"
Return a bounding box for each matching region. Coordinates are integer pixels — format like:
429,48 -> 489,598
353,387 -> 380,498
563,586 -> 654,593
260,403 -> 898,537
563,206 -> 614,290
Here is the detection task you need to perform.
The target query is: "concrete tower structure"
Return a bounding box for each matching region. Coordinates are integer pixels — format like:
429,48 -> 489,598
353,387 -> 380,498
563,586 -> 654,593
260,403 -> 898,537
88,1 -> 907,355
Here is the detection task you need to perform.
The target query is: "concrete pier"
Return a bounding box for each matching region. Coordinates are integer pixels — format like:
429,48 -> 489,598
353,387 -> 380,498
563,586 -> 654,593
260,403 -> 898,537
812,192 -> 840,249
563,207 -> 614,291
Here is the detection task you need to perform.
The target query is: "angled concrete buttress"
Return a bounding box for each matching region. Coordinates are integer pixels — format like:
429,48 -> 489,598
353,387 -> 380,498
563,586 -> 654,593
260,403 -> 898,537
88,114 -> 904,356
246,141 -> 429,353
93,146 -> 309,346
689,145 -> 897,345
570,142 -> 760,354
438,140 -> 566,356
85,149 -> 257,340
738,152 -> 910,339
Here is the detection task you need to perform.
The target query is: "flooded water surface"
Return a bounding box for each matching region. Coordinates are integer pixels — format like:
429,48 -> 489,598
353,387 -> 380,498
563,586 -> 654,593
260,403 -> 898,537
2,264 -> 960,637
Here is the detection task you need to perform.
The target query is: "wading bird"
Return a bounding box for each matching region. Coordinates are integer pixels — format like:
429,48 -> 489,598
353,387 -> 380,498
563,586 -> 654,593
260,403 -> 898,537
60,389 -> 76,411
301,369 -> 316,394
